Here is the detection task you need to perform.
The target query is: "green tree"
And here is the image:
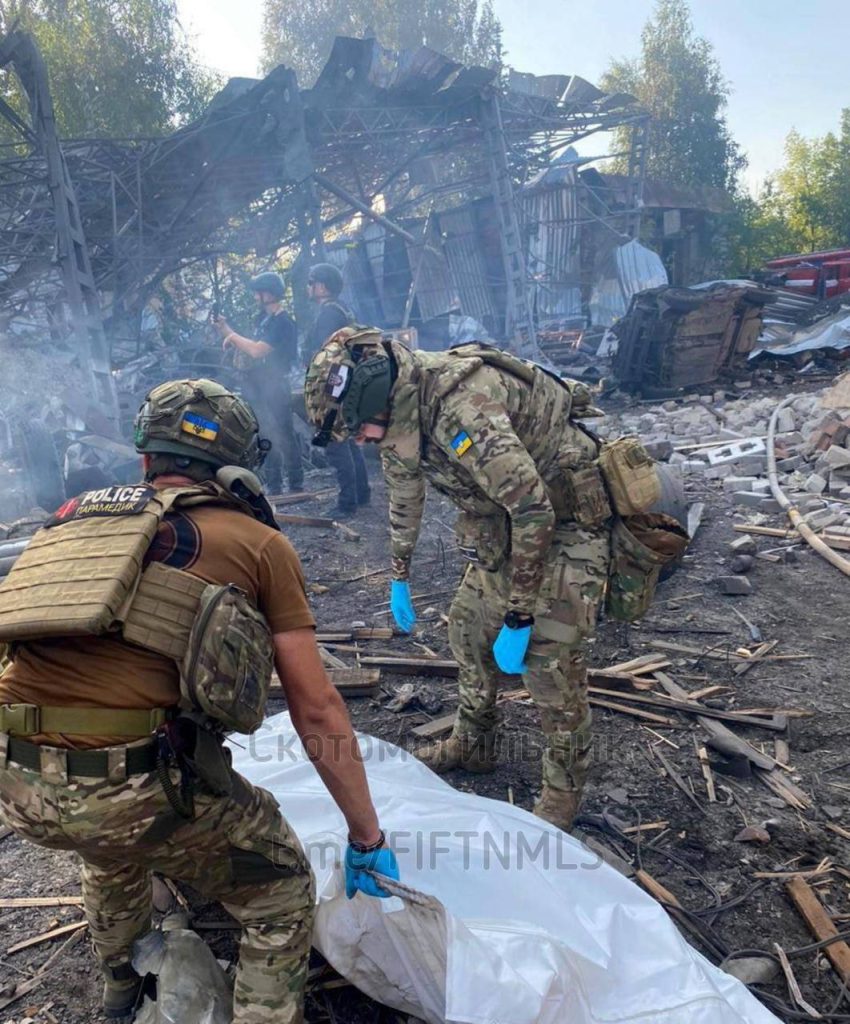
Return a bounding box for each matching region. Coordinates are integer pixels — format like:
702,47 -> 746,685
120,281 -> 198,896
601,0 -> 744,193
261,0 -> 503,84
0,0 -> 219,138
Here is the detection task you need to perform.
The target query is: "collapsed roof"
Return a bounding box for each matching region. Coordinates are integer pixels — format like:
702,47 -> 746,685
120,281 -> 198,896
0,30 -> 648,363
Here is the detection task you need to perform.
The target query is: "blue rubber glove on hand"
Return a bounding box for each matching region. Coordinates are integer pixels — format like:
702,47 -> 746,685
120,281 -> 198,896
493,622 -> 532,674
390,580 -> 417,633
345,843 -> 401,899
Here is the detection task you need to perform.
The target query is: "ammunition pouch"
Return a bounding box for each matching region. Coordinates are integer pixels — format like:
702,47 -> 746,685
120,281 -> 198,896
599,437 -> 661,516
558,464 -> 612,528
455,511 -> 510,571
606,513 -> 690,622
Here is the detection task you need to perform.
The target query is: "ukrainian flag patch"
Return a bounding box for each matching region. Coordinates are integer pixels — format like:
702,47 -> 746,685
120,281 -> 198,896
181,412 -> 219,441
450,430 -> 473,457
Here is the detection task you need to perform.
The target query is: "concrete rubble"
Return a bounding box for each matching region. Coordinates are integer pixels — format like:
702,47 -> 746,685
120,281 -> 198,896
597,384 -> 850,581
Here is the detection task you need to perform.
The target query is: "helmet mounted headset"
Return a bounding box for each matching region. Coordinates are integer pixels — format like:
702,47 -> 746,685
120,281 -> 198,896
311,344 -> 395,448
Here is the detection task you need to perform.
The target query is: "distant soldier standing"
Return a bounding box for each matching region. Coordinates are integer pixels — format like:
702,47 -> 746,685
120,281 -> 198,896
304,263 -> 370,517
0,379 -> 398,1022
215,271 -> 304,494
304,330 -> 681,831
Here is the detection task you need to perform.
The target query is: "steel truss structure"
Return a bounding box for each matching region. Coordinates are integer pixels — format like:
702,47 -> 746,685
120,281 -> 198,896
0,31 -> 648,375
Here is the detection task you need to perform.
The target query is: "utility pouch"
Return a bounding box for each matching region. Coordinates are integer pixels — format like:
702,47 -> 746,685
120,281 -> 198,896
455,511 -> 510,571
180,583 -> 274,735
606,513 -> 689,622
562,465 -> 612,528
599,438 -> 661,516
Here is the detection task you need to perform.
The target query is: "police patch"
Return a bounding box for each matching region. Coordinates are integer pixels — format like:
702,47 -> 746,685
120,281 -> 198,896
325,363 -> 350,401
47,485 -> 156,527
450,430 -> 473,457
181,412 -> 219,441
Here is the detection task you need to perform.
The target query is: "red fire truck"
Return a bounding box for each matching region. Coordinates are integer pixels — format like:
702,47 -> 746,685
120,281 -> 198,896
762,248 -> 850,299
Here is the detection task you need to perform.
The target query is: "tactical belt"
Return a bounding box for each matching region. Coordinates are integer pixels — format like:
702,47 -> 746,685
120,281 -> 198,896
0,704 -> 171,737
5,735 -> 158,778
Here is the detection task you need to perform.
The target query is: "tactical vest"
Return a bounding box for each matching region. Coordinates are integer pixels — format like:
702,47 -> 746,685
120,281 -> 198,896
0,483 -> 274,734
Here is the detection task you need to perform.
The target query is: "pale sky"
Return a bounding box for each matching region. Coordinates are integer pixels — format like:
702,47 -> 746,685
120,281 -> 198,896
176,0 -> 849,192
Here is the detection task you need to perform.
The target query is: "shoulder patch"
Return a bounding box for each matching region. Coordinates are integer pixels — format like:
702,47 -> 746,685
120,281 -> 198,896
450,430 -> 473,457
47,485 -> 156,527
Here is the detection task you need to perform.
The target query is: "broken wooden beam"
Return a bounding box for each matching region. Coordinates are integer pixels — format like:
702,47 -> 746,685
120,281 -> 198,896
6,920 -> 87,956
588,685 -> 786,731
786,876 -> 850,985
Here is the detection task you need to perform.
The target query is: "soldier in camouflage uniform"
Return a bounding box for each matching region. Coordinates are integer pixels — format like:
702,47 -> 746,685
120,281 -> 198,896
0,379 -> 399,1022
304,329 -> 613,832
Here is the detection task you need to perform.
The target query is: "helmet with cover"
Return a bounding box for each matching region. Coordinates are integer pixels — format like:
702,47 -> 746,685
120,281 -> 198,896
134,378 -> 264,470
304,328 -> 393,447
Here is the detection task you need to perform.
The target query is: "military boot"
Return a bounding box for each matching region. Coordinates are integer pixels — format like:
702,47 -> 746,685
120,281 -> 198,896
416,732 -> 498,774
102,962 -> 143,1020
533,785 -> 583,833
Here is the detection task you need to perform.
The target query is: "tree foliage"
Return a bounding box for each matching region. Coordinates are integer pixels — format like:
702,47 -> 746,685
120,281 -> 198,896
0,0 -> 219,138
601,0 -> 744,194
729,110 -> 850,273
261,0 -> 503,84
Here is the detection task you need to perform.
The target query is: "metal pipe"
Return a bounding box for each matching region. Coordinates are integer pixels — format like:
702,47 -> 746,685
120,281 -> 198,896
767,397 -> 850,578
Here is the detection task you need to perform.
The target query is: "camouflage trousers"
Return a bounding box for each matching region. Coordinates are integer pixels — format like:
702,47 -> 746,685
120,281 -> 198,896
448,523 -> 610,792
0,752 -> 315,1024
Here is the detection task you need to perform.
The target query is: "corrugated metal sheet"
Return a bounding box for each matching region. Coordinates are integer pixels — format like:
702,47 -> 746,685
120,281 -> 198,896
435,206 -> 498,328
590,240 -> 668,327
523,160 -> 582,323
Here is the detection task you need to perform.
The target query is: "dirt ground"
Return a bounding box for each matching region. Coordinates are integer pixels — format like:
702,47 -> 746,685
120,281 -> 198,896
2,389 -> 850,1023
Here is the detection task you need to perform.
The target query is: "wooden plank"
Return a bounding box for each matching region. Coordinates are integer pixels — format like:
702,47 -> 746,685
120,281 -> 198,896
271,669 -> 380,697
636,869 -> 682,908
589,697 -> 676,727
787,877 -> 850,984
587,686 -> 786,731
0,897 -> 83,908
825,823 -> 850,842
653,672 -> 777,771
359,656 -> 459,678
410,713 -> 455,739
697,745 -> 717,802
6,920 -> 87,955
774,738 -> 791,766
318,646 -> 347,669
733,640 -> 779,676
326,669 -> 381,696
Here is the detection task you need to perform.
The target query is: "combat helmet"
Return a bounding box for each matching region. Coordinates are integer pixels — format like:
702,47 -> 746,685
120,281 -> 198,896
134,378 -> 265,470
304,327 -> 393,447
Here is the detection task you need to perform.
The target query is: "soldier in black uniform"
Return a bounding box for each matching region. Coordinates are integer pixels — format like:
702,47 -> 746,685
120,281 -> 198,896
304,263 -> 370,517
215,272 -> 303,494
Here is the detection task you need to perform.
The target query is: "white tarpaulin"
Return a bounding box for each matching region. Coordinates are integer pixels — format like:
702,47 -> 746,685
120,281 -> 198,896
230,714 -> 779,1024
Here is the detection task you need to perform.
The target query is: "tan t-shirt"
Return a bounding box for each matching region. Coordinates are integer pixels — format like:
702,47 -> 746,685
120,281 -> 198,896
0,504 -> 314,748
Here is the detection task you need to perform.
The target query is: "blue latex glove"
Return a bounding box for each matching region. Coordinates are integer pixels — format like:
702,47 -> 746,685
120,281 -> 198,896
390,580 -> 417,633
345,843 -> 400,899
493,623 -> 532,674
